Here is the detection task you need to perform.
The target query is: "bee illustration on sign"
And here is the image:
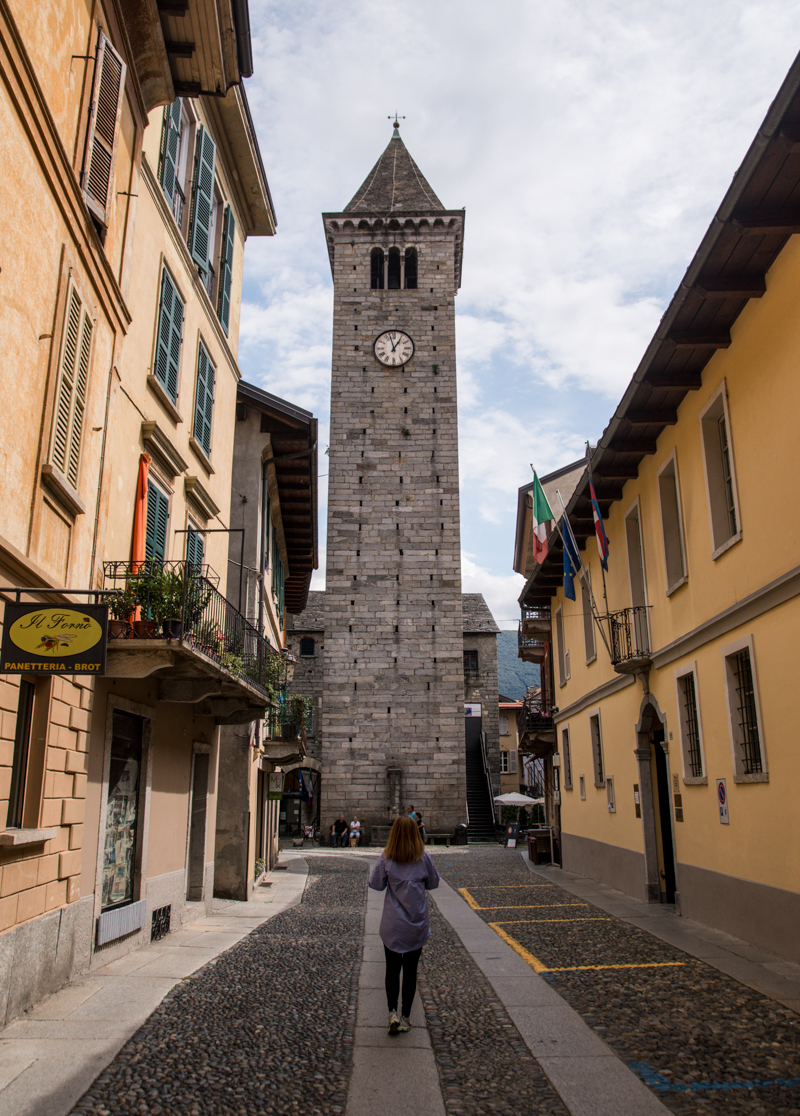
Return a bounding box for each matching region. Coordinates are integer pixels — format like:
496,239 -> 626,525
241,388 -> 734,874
35,632 -> 80,654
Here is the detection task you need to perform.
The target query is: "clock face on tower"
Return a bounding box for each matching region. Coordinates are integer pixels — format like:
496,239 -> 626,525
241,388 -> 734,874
374,330 -> 414,367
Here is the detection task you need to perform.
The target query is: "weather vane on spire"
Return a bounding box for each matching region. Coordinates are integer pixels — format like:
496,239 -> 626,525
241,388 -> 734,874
389,113 -> 405,129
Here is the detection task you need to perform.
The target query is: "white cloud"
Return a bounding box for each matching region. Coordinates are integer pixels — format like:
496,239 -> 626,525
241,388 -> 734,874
239,0 -> 800,594
462,553 -> 526,631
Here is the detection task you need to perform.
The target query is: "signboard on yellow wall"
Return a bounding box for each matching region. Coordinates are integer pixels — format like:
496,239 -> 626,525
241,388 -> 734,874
1,604 -> 108,675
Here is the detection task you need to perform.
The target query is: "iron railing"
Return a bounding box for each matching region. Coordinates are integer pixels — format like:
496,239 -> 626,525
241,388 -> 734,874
518,624 -> 547,661
519,696 -> 554,735
102,560 -> 291,703
607,606 -> 651,666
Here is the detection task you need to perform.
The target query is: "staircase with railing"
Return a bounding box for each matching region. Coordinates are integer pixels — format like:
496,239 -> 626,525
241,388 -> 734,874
465,730 -> 497,843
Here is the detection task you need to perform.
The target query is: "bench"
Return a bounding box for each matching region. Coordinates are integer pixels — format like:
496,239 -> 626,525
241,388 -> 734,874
425,832 -> 452,847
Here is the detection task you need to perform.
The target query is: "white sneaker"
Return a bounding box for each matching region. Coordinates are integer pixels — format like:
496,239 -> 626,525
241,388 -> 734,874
397,1015 -> 411,1033
388,1010 -> 400,1034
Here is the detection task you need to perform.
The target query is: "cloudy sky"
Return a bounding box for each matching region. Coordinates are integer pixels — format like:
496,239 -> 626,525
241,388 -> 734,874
237,0 -> 800,628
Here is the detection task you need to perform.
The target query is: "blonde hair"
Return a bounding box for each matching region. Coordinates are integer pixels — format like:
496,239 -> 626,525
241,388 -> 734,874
384,815 -> 425,864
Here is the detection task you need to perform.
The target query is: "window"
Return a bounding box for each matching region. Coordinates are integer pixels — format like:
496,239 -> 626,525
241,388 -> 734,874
499,715 -> 509,736
579,774 -> 586,800
145,482 -> 169,561
193,342 -> 215,456
370,248 -> 384,289
463,649 -> 478,673
589,713 -> 604,786
561,727 -> 572,789
216,205 -> 236,335
606,776 -> 615,813
186,526 -> 204,570
299,637 -> 316,657
50,283 -> 94,491
658,454 -> 688,593
159,99 -> 184,217
500,750 -> 508,774
624,501 -> 650,652
500,750 -> 517,775
387,247 -> 401,289
80,30 -> 126,228
188,125 -> 217,275
699,382 -> 741,556
581,570 -> 596,663
555,605 -> 569,686
675,664 -> 705,781
722,637 -> 767,781
102,710 -> 144,910
404,247 -> 418,289
7,680 -> 34,829
271,523 -> 285,617
154,268 -> 184,402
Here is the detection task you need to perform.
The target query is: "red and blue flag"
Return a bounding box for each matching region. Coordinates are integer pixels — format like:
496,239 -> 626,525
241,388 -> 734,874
589,481 -> 609,570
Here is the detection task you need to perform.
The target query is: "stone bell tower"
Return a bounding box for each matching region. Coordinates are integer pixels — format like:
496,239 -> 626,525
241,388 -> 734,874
319,122 -> 466,835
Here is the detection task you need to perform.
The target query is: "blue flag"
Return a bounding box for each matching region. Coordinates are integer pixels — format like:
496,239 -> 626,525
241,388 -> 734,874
562,515 -> 582,601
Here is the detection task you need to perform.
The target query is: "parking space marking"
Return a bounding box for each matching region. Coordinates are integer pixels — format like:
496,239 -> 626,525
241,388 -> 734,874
458,886 -> 566,910
487,922 -> 689,975
494,917 -> 613,923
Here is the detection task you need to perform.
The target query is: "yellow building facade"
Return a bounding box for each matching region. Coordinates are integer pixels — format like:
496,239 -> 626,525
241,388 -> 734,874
519,61 -> 800,963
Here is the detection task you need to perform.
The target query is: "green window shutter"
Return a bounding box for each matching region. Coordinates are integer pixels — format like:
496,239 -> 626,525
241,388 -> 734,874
216,205 -> 235,334
272,525 -> 278,593
145,483 -> 168,561
80,31 -> 126,225
52,285 -> 93,488
187,527 -> 204,570
263,495 -> 271,572
159,98 -> 183,204
155,268 -> 183,401
279,559 -> 285,617
193,342 -> 215,455
188,125 -> 216,271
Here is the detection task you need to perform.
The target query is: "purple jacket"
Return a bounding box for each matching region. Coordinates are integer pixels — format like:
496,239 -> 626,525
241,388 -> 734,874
368,852 -> 440,952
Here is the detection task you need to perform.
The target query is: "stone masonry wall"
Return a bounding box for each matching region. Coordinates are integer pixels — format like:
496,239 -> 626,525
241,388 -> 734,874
463,632 -> 501,801
320,216 -> 466,835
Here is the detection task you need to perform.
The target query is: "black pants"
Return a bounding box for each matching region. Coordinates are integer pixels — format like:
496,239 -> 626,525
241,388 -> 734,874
384,945 -> 422,1016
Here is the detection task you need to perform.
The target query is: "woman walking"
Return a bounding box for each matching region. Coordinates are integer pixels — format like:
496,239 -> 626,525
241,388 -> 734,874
368,815 -> 440,1034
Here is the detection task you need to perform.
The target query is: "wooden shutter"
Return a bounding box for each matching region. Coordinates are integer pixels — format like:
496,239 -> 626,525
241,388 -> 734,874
81,30 -> 126,225
145,483 -> 168,561
187,527 -> 204,569
188,125 -> 217,271
193,342 -> 215,455
52,284 -> 94,488
155,268 -> 183,401
217,205 -> 235,334
510,750 -> 518,775
159,98 -> 183,204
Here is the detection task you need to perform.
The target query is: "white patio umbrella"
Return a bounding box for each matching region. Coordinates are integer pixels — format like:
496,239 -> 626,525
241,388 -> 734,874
493,792 -> 545,806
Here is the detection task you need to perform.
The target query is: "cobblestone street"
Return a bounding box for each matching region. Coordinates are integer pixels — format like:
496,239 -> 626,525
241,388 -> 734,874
14,848 -> 791,1116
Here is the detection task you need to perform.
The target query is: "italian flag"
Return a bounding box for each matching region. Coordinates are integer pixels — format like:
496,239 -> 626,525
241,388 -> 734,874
531,471 -> 555,565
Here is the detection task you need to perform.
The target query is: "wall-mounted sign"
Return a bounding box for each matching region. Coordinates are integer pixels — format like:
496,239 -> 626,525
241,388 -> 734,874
268,772 -> 284,801
464,703 -> 482,718
1,604 -> 108,675
716,778 -> 729,825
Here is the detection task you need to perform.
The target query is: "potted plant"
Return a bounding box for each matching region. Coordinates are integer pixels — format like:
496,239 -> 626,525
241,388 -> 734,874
159,568 -> 185,639
103,586 -> 137,638
130,567 -> 163,638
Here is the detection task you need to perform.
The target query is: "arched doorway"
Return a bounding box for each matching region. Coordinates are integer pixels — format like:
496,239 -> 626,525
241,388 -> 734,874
279,760 -> 321,839
635,698 -> 677,904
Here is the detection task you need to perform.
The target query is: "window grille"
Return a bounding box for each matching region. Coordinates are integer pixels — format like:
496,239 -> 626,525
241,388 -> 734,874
731,650 -> 762,774
718,414 -> 738,539
561,728 -> 572,789
463,649 -> 478,673
680,673 -> 703,777
299,637 -> 315,657
590,714 -> 604,785
151,904 -> 172,942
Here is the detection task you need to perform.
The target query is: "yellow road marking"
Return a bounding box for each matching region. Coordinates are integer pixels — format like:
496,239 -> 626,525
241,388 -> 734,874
470,903 -> 589,911
486,922 -> 688,974
459,887 -> 481,909
464,884 -> 557,889
488,922 -> 549,973
494,917 -> 612,924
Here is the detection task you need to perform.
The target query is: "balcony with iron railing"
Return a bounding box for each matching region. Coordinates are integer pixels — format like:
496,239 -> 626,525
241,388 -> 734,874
607,606 -> 652,674
101,560 -> 295,725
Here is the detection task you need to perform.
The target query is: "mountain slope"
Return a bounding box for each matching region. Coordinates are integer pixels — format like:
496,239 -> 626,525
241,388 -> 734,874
496,630 -> 540,700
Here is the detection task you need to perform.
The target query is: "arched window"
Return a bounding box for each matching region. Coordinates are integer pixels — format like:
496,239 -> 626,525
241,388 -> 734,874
404,247 -> 417,289
370,248 -> 384,289
387,247 -> 401,289
299,637 -> 316,657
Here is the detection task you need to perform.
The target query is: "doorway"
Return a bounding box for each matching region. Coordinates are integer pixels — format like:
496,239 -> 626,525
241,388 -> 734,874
652,729 -> 676,903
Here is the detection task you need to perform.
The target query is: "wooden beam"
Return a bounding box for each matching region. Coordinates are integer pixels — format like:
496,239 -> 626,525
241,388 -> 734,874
173,81 -> 202,96
695,274 -> 766,298
157,0 -> 188,13
164,40 -> 195,57
669,332 -> 731,349
593,463 -> 640,479
607,439 -> 658,455
625,409 -> 678,426
589,483 -> 624,501
646,371 -> 703,390
732,214 -> 800,234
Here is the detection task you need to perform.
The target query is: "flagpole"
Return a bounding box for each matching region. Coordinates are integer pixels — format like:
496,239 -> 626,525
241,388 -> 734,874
586,442 -> 611,621
556,489 -> 612,659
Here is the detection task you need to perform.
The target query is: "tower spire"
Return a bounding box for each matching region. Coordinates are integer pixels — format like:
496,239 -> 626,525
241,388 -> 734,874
344,129 -> 444,213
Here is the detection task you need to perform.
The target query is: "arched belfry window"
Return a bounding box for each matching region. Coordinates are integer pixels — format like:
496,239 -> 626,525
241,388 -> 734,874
371,248 -> 384,289
404,247 -> 418,289
387,247 -> 401,289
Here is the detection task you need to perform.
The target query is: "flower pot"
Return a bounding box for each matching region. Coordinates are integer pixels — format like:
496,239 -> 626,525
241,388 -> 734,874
108,620 -> 128,639
132,620 -> 159,639
162,619 -> 183,640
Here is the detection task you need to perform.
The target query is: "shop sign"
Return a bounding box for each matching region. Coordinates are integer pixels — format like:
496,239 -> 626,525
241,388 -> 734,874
268,772 -> 284,801
1,603 -> 108,675
716,778 -> 729,825
505,822 -> 519,848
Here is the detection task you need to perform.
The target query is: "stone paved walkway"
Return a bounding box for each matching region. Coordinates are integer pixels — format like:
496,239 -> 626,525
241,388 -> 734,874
0,847 -> 796,1116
